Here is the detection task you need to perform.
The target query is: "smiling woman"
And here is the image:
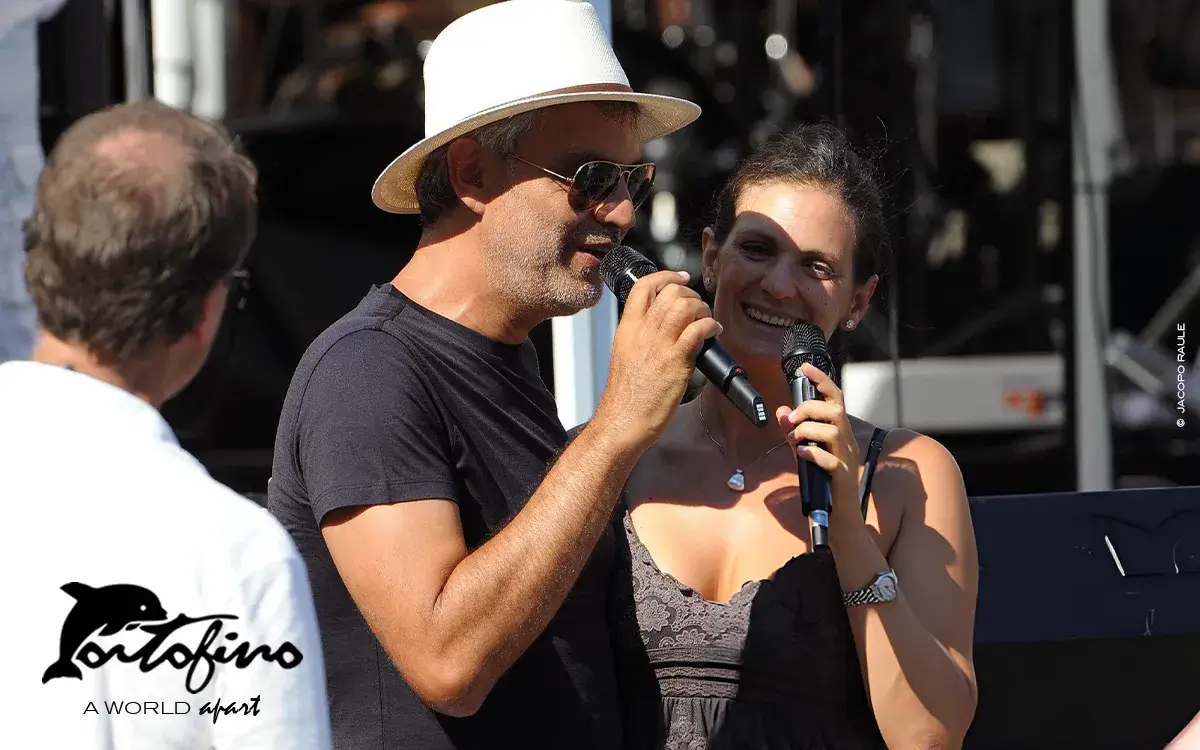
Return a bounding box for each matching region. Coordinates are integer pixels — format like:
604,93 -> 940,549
608,123 -> 980,750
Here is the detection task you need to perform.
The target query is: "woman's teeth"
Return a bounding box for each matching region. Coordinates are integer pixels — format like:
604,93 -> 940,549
744,306 -> 797,328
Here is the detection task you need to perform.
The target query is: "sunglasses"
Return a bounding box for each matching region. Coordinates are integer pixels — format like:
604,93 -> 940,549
224,268 -> 251,312
507,154 -> 656,212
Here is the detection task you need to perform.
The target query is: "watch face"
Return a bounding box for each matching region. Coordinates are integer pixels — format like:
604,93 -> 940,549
875,574 -> 897,600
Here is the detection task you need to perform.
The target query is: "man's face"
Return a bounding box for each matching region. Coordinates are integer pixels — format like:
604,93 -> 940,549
481,103 -> 642,319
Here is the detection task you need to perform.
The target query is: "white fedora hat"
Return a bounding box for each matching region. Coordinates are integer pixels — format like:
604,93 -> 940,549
370,0 -> 701,214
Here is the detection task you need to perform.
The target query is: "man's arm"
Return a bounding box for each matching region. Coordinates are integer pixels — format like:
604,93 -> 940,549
323,419 -> 637,717
315,271 -> 715,717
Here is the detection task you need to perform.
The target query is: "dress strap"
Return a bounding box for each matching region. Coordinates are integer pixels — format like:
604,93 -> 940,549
858,427 -> 889,519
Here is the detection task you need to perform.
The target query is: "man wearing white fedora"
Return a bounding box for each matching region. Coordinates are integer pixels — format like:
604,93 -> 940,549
268,1 -> 707,748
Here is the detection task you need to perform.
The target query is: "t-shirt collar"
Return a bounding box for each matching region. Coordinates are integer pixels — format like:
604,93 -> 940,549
0,360 -> 180,446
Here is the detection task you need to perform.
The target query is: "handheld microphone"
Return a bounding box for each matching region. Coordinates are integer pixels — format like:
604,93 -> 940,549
781,323 -> 834,548
600,246 -> 769,427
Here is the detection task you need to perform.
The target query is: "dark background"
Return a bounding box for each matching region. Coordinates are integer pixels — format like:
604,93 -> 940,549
34,0 -> 1200,497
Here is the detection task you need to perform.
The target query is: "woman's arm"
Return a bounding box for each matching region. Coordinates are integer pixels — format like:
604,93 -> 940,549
829,434 -> 979,750
781,363 -> 979,749
1167,709 -> 1200,749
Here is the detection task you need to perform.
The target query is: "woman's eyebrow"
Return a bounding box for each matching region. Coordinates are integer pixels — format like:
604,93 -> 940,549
732,227 -> 841,264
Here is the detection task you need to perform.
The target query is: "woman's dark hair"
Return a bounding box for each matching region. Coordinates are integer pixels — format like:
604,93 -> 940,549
706,122 -> 892,377
709,122 -> 890,286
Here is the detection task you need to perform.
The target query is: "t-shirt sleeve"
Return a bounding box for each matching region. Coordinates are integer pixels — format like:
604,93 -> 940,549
296,329 -> 458,525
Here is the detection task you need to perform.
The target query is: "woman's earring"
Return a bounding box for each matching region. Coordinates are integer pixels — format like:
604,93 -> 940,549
703,275 -> 712,290
844,318 -> 856,330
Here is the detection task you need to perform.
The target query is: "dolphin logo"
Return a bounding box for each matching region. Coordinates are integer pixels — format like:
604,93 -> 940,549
42,582 -> 168,683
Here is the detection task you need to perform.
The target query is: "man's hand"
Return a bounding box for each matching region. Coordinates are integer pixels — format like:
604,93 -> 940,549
595,270 -> 720,450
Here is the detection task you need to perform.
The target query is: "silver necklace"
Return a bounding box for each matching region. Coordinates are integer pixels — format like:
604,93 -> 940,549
698,393 -> 788,491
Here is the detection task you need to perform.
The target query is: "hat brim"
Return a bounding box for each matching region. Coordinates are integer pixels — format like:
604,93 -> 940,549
370,90 -> 701,214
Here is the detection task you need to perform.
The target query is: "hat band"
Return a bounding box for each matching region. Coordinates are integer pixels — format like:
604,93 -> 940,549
436,83 -> 639,134
532,82 -> 636,97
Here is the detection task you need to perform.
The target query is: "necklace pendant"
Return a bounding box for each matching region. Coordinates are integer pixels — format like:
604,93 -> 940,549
727,469 -> 746,492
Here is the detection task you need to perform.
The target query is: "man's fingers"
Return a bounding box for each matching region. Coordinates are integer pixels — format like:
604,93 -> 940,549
676,317 -> 723,361
658,295 -> 710,342
642,277 -> 702,332
621,270 -> 691,323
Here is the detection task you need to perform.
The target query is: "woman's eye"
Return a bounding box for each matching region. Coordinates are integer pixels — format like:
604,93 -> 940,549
810,263 -> 837,279
741,242 -> 771,256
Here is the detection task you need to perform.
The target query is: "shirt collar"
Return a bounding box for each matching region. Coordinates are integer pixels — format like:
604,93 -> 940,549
0,360 -> 180,446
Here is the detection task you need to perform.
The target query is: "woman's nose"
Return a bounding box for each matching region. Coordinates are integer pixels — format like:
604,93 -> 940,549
760,262 -> 797,300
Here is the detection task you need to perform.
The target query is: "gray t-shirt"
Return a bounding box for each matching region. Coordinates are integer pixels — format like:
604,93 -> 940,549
268,284 -> 621,750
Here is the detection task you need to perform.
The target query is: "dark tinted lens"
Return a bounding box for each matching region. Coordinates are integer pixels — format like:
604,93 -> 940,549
569,162 -> 621,211
627,164 -> 654,208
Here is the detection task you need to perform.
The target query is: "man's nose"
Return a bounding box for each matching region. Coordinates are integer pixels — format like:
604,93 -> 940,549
594,180 -> 637,233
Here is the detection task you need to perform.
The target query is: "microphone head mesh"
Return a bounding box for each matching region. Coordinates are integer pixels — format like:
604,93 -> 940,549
781,323 -> 833,377
600,246 -> 658,302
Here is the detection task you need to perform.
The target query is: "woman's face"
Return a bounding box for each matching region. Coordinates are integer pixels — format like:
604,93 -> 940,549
700,181 -> 878,364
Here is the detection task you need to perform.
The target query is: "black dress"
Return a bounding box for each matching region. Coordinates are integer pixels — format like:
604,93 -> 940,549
609,429 -> 891,749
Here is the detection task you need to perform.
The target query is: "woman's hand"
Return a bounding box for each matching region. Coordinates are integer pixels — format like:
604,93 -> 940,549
774,362 -> 866,535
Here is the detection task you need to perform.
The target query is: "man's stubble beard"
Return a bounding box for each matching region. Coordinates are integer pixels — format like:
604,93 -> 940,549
481,220 -> 603,321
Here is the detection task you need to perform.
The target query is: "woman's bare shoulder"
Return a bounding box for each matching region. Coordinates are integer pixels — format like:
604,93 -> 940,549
852,420 -> 967,514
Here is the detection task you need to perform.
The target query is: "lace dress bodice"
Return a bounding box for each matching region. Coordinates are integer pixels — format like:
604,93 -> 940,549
607,429 -> 890,750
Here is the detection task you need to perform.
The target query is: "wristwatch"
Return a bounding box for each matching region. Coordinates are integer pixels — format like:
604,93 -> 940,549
842,570 -> 898,607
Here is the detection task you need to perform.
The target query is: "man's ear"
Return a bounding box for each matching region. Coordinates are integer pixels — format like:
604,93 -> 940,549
194,283 -> 228,349
445,138 -> 503,217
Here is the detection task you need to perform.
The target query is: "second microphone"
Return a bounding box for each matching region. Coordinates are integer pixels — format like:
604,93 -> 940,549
600,245 -> 769,428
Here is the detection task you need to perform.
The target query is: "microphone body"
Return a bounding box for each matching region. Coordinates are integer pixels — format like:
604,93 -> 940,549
697,338 -> 768,426
601,246 -> 768,427
781,324 -> 834,548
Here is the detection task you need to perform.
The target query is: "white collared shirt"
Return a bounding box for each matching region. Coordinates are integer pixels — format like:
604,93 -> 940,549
0,361 -> 332,749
